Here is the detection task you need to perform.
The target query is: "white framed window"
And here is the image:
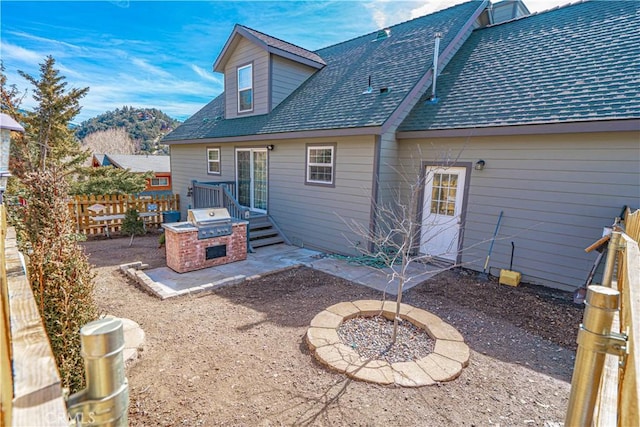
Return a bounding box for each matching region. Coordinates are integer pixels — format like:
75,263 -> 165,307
150,177 -> 169,187
207,147 -> 221,174
237,64 -> 253,113
306,145 -> 335,185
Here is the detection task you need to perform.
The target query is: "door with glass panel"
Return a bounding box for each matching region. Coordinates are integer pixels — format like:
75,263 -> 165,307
420,166 -> 467,261
236,148 -> 267,213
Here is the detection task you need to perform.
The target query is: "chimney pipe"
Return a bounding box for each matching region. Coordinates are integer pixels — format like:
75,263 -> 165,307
431,32 -> 442,102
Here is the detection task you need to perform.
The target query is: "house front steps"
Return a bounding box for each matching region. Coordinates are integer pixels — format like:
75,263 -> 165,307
248,214 -> 286,251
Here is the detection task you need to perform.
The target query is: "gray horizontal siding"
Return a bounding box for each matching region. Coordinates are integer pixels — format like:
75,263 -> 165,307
399,131 -> 640,291
271,56 -> 315,109
267,136 -> 376,254
170,144 -> 238,219
224,37 -> 269,118
171,136 -> 377,254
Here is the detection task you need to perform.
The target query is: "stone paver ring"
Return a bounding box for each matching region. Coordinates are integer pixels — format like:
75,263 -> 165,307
306,300 -> 470,387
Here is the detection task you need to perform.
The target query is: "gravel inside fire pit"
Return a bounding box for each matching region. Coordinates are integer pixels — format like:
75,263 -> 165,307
337,315 -> 435,363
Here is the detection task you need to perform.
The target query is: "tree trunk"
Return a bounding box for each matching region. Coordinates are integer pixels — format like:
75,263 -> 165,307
391,249 -> 410,344
391,277 -> 404,343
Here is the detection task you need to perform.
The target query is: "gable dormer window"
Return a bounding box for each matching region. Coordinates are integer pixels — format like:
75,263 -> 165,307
237,63 -> 253,113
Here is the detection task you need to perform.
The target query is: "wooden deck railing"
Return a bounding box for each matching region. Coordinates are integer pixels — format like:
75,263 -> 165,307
192,180 -> 249,220
566,208 -> 639,425
68,193 -> 179,236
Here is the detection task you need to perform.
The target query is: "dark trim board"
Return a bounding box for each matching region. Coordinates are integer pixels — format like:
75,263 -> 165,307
397,119 -> 640,139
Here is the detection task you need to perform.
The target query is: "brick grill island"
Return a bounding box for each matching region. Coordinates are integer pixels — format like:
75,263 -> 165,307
162,215 -> 248,273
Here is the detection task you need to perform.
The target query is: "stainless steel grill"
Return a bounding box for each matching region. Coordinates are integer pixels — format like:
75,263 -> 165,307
187,208 -> 232,239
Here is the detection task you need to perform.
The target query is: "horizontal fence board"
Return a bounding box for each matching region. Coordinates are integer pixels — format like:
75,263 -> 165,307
69,194 -> 179,236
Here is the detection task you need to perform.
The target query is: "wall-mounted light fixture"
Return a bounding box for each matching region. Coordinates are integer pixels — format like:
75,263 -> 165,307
266,144 -> 275,151
475,160 -> 486,171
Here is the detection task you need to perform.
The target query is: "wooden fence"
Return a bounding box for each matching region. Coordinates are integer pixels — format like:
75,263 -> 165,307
606,208 -> 639,425
1,205 -> 11,426
68,194 -> 179,236
568,208 -> 639,425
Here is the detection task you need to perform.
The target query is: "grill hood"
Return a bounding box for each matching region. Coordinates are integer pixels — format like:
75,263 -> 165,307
187,208 -> 231,226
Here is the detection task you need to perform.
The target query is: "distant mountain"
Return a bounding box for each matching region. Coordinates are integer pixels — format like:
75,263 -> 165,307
75,106 -> 181,154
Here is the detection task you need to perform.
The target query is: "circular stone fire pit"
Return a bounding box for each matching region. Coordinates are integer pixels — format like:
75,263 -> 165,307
306,300 -> 469,387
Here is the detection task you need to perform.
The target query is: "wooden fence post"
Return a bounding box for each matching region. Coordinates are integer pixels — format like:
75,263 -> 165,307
565,285 -> 625,426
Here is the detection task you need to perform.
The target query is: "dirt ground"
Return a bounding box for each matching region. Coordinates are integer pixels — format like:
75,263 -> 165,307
83,233 -> 584,426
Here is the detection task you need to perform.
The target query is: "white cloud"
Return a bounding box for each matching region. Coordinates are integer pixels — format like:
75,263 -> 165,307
409,1 -> 459,20
6,30 -> 82,52
191,64 -> 222,84
0,42 -> 44,64
364,1 -> 448,30
130,58 -> 172,79
365,0 -> 391,28
69,68 -> 220,121
525,0 -> 571,13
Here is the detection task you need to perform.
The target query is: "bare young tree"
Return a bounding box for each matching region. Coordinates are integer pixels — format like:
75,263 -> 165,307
82,127 -> 137,155
344,151 -> 464,344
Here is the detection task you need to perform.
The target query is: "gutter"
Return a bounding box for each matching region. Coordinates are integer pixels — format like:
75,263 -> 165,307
396,118 -> 640,139
164,125 -> 384,145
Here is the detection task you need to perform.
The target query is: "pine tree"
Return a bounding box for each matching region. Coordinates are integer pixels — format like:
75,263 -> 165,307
71,166 -> 151,195
121,207 -> 146,247
15,56 -> 89,175
0,61 -> 26,118
9,56 -> 98,393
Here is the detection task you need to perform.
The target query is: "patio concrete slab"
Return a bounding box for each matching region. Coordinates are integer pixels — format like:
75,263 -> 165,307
125,243 -> 444,299
309,257 -> 441,295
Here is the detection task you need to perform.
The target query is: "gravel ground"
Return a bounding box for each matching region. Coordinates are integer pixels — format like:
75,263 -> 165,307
337,316 -> 435,363
83,234 -> 585,426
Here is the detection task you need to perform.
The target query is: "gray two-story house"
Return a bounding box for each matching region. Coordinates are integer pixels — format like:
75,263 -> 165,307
164,0 -> 639,291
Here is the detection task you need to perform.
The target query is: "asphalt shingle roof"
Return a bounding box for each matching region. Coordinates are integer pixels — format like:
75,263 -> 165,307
164,1 -> 484,142
239,25 -> 326,67
398,0 -> 640,132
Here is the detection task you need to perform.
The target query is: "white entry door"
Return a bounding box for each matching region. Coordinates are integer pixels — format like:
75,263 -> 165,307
420,166 -> 467,261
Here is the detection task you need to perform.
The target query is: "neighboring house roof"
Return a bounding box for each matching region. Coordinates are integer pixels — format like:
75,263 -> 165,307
164,1 -> 487,143
398,1 -> 640,133
101,154 -> 171,173
93,154 -> 106,165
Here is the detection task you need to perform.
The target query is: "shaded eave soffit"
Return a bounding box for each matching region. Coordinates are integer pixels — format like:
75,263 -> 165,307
212,25 -> 326,73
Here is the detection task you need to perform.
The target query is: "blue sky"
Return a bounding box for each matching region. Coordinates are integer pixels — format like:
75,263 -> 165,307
1,0 -> 567,123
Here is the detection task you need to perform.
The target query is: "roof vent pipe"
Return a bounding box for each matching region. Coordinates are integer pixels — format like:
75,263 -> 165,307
362,75 -> 373,94
430,32 -> 442,103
